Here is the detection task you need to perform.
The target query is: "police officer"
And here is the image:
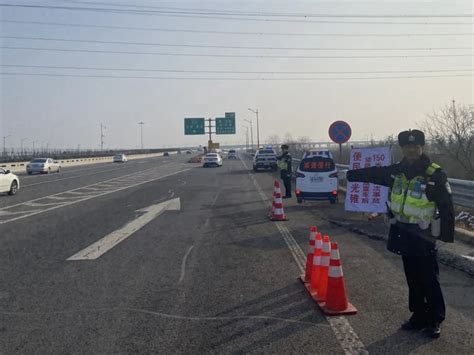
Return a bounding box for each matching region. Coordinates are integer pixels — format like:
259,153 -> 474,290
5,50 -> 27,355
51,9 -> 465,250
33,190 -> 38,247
346,129 -> 454,338
277,144 -> 292,198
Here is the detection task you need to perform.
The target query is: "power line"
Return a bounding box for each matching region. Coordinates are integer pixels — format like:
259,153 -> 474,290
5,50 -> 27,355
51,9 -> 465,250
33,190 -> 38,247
3,20 -> 472,37
2,64 -> 473,75
53,1 -> 474,18
2,72 -> 472,80
2,35 -> 472,51
0,4 -> 472,25
3,46 -> 473,59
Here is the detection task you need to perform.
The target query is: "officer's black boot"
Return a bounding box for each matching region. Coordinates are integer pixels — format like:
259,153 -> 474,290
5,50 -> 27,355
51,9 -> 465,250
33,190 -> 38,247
401,313 -> 428,331
426,323 -> 441,338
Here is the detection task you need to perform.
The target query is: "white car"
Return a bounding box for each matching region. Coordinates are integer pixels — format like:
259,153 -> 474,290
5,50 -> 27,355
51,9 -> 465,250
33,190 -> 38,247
253,148 -> 277,171
202,153 -> 223,167
0,168 -> 20,195
26,158 -> 61,174
113,154 -> 128,163
295,152 -> 338,204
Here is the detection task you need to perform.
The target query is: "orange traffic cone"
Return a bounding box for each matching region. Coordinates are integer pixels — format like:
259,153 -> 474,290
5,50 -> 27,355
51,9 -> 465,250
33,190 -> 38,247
309,232 -> 323,293
300,226 -> 317,283
322,243 -> 357,315
315,235 -> 331,305
269,180 -> 288,221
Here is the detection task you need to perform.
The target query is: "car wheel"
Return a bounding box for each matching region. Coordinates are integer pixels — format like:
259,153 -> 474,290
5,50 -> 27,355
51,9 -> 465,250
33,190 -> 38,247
253,166 -> 258,172
27,171 -> 32,175
57,167 -> 61,173
48,168 -> 51,174
8,180 -> 18,195
297,197 -> 303,204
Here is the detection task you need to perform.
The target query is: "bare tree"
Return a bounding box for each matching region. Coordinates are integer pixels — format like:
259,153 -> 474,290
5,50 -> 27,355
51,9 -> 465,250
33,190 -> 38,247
421,101 -> 474,179
283,133 -> 294,144
295,136 -> 311,152
266,134 -> 280,147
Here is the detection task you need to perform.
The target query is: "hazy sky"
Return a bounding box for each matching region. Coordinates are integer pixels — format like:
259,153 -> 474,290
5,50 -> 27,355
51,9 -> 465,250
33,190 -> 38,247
1,0 -> 472,150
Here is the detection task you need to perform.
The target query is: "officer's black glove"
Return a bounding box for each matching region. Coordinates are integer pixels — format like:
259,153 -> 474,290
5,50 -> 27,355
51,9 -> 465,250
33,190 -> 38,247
346,169 -> 356,182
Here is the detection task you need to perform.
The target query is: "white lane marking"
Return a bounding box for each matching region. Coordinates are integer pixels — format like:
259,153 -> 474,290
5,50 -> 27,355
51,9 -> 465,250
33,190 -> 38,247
239,156 -> 368,355
47,195 -> 85,200
0,169 -> 190,226
23,201 -> 64,207
178,245 -> 194,284
67,198 -> 181,260
21,166 -> 126,187
0,209 -> 41,217
0,167 -> 157,210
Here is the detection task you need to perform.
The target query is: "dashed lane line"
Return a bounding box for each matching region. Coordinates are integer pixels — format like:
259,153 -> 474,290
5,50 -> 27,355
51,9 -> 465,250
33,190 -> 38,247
239,155 -> 368,355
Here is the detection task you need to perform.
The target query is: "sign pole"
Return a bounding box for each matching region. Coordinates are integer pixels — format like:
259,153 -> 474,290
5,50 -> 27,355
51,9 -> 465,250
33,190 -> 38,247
339,143 -> 342,164
207,118 -> 213,151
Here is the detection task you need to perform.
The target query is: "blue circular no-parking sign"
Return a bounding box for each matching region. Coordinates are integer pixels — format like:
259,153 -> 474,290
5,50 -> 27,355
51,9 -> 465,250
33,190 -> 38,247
329,121 -> 352,144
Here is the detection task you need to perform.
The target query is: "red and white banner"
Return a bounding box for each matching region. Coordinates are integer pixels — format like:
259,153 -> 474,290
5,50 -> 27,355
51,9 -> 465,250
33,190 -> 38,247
344,147 -> 391,213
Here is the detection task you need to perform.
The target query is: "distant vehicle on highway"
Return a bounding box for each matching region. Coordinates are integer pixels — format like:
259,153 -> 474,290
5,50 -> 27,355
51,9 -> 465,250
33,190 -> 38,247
253,148 -> 277,171
0,168 -> 19,195
163,152 -> 170,157
186,150 -> 192,154
202,153 -> 223,168
228,149 -> 237,159
26,158 -> 61,174
295,153 -> 338,204
113,154 -> 128,163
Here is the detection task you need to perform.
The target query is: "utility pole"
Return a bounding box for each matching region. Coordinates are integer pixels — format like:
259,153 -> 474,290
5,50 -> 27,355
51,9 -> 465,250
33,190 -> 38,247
32,140 -> 37,156
100,123 -> 106,151
138,121 -> 145,150
248,108 -> 259,149
452,99 -> 456,119
244,119 -> 254,150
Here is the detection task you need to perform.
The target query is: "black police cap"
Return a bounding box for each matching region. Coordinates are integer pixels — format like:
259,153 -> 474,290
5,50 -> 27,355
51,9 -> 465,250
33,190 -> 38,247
398,129 -> 425,147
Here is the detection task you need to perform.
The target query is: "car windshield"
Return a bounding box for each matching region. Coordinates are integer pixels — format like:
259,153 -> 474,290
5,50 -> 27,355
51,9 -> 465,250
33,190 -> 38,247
258,150 -> 275,155
206,154 -> 218,157
299,157 -> 335,172
229,150 -> 236,153
31,159 -> 47,163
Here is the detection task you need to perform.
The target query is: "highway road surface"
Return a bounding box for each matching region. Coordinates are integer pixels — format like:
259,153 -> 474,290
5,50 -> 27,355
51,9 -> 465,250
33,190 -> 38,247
1,153 -> 473,353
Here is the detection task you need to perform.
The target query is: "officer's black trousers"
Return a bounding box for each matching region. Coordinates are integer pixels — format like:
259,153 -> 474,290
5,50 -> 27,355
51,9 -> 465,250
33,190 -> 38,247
281,176 -> 291,197
402,252 -> 445,325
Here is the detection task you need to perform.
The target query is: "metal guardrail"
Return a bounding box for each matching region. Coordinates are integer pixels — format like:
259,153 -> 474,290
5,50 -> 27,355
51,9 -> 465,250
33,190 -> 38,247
293,159 -> 474,208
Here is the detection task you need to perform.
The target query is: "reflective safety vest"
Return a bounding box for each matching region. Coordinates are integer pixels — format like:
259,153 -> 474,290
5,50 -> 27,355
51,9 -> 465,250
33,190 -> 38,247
277,159 -> 287,170
278,154 -> 290,170
389,163 -> 440,229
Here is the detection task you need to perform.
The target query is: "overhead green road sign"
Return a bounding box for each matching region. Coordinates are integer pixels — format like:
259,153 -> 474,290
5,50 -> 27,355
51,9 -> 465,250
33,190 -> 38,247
216,114 -> 236,135
184,118 -> 205,135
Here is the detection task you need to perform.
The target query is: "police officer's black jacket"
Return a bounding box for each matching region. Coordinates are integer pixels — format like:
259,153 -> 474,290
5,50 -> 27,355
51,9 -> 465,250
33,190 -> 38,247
346,154 -> 454,256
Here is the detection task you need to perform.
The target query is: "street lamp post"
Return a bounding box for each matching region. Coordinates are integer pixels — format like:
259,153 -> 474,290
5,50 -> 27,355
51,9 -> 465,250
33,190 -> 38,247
138,121 -> 145,150
3,135 -> 11,158
244,119 -> 254,150
241,126 -> 249,151
248,108 -> 259,149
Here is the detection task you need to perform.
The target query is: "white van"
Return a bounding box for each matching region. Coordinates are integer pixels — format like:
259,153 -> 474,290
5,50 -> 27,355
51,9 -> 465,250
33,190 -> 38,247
295,152 -> 338,204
